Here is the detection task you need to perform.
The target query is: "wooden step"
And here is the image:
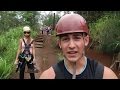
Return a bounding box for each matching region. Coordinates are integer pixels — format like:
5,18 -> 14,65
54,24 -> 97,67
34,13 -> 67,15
35,38 -> 44,40
35,39 -> 44,41
35,39 -> 44,42
36,37 -> 44,39
35,42 -> 44,47
35,43 -> 44,45
35,45 -> 44,48
34,35 -> 44,39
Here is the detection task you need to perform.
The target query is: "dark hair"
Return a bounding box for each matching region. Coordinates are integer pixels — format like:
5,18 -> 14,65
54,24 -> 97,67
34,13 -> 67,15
58,32 -> 87,39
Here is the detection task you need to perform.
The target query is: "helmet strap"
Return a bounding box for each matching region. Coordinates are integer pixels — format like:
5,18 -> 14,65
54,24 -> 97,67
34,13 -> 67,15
72,62 -> 77,79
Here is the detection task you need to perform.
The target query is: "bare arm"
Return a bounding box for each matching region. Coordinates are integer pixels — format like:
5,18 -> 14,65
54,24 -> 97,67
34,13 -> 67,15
15,39 -> 22,63
39,67 -> 55,79
103,66 -> 118,79
32,40 -> 36,60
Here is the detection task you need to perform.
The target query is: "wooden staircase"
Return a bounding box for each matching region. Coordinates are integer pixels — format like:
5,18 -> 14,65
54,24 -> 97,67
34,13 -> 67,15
34,34 -> 45,48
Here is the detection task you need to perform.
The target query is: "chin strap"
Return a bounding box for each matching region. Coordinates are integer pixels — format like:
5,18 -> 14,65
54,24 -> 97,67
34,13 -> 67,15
72,62 -> 77,79
72,56 -> 87,79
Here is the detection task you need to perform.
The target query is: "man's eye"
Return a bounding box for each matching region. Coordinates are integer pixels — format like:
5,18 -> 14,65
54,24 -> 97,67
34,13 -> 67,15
61,37 -> 69,41
74,36 -> 82,39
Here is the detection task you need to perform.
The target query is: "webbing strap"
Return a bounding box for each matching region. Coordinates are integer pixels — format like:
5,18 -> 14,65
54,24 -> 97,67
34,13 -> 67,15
94,62 -> 104,79
53,63 -> 65,79
22,38 -> 34,46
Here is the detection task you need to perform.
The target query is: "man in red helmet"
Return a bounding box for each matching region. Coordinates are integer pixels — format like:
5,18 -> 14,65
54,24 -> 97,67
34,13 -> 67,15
40,13 -> 118,79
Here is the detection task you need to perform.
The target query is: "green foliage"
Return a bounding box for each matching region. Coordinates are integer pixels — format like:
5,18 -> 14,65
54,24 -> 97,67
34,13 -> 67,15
22,11 -> 39,30
89,12 -> 120,54
0,27 -> 22,78
42,12 -> 60,27
50,34 -> 64,61
0,11 -> 39,33
0,58 -> 13,79
75,11 -> 105,23
0,11 -> 18,32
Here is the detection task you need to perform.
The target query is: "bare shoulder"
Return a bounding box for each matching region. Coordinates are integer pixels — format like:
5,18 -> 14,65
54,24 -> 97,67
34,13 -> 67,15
103,66 -> 118,79
19,38 -> 23,41
39,67 -> 55,79
19,38 -> 22,43
30,38 -> 34,41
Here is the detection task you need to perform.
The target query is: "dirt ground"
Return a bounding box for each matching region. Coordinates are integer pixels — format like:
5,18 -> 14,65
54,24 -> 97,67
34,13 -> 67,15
86,48 -> 119,78
10,35 -> 119,79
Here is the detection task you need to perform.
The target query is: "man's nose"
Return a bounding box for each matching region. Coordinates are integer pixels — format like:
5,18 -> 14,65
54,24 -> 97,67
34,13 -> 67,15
68,39 -> 76,49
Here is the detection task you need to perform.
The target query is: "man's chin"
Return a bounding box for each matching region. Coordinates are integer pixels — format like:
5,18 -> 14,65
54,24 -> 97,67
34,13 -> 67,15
66,57 -> 78,62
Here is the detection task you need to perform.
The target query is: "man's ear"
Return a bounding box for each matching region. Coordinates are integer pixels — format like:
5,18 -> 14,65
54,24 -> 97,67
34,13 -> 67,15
84,35 -> 89,46
57,40 -> 61,49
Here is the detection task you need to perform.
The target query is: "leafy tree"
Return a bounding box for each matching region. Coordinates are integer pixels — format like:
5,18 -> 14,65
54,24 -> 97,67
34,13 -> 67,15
0,11 -> 40,34
21,11 -> 39,30
41,12 -> 60,30
74,11 -> 105,23
89,12 -> 120,54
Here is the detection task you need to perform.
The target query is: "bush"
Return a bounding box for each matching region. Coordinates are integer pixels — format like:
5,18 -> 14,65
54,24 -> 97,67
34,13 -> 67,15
89,12 -> 120,54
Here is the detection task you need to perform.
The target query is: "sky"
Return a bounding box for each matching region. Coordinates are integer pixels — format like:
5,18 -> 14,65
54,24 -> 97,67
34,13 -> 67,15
38,11 -> 74,25
39,11 -> 74,16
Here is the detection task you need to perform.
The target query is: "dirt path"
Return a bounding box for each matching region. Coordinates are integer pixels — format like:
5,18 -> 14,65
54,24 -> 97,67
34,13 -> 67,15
34,35 -> 58,78
86,48 -> 120,78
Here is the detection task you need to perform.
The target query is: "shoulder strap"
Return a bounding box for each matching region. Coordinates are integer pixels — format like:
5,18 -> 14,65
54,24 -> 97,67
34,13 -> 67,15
94,61 -> 104,79
88,58 -> 104,79
30,39 -> 34,45
52,60 -> 65,79
23,38 -> 34,46
22,38 -> 26,46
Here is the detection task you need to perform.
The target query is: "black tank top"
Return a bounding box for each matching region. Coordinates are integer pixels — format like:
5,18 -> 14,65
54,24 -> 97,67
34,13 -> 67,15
53,58 -> 104,79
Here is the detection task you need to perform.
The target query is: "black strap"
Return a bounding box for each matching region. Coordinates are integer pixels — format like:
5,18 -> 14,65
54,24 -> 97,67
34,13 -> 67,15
89,59 -> 104,79
22,38 -> 34,46
53,61 -> 65,79
94,62 -> 104,79
30,39 -> 34,44
22,38 -> 29,47
22,38 -> 33,55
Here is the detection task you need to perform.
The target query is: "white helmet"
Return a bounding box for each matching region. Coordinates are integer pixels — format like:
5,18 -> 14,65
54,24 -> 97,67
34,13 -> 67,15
23,26 -> 31,32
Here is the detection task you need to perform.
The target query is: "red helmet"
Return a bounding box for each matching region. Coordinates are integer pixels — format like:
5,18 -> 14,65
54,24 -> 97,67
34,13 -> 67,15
55,13 -> 89,36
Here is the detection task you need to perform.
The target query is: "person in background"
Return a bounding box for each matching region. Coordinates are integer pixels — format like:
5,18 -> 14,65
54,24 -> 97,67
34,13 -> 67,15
14,26 -> 37,79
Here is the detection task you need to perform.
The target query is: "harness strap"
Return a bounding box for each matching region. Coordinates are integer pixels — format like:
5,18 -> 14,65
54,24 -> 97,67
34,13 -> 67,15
22,38 -> 33,46
53,61 -> 65,79
94,62 -> 104,79
22,38 -> 34,55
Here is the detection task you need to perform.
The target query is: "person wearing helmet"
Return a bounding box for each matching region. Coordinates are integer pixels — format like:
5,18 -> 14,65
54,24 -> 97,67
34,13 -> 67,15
40,14 -> 118,79
14,26 -> 37,79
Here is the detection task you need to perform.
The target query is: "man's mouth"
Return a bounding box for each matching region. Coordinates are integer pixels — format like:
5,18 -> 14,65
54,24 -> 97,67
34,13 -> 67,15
67,51 -> 78,54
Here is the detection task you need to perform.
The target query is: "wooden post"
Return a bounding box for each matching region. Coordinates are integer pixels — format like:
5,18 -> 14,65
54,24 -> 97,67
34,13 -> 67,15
53,13 -> 55,30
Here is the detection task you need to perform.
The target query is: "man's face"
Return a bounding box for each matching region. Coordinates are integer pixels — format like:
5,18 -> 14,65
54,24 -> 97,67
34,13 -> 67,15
59,32 -> 89,62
